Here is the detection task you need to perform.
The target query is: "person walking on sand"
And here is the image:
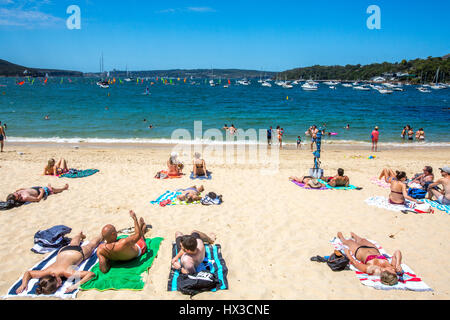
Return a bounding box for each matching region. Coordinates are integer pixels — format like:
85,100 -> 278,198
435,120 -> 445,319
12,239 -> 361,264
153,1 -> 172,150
15,231 -> 102,294
0,120 -> 6,152
97,210 -> 151,274
371,126 -> 379,152
267,126 -> 273,146
310,125 -> 319,151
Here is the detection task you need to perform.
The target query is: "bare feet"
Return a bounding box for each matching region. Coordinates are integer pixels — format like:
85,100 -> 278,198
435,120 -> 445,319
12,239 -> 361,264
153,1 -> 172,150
79,232 -> 86,240
337,232 -> 345,242
198,185 -> 205,193
63,184 -> 69,190
209,232 -> 217,243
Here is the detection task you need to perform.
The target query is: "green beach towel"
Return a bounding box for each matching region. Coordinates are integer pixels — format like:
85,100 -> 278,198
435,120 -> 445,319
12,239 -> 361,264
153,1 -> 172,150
80,236 -> 163,291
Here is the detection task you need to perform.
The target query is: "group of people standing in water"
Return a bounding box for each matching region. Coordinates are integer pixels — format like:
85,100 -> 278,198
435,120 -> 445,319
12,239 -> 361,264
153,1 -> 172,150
401,125 -> 425,141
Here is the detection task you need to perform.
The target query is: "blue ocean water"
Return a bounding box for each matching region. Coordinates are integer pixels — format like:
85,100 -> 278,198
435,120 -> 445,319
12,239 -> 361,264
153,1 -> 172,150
1,77 -> 449,146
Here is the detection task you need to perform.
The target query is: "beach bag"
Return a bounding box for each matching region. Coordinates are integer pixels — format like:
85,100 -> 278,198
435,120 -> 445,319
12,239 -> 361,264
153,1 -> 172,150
326,250 -> 350,271
407,188 -> 427,199
178,271 -> 220,297
201,192 -> 222,205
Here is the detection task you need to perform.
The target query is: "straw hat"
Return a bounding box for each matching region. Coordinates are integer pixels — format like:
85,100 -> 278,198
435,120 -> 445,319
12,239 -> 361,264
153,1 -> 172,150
308,179 -> 322,189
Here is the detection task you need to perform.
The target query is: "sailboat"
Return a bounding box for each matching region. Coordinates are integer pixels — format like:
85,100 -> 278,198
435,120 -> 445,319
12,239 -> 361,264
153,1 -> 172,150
97,53 -> 109,88
124,65 -> 133,82
430,67 -> 446,89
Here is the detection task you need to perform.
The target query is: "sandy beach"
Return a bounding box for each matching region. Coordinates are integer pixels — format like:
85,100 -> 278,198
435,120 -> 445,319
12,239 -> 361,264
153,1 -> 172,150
0,142 -> 448,300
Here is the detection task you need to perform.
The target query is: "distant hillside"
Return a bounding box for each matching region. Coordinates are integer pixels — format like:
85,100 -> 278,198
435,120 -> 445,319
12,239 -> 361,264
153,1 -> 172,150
0,59 -> 83,77
280,55 -> 450,82
86,69 -> 277,79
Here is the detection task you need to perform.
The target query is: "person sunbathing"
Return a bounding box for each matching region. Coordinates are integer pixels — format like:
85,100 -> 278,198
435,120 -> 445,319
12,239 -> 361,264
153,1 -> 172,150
97,210 -> 150,274
389,171 -> 422,205
7,184 -> 69,203
171,230 -> 216,274
15,232 -> 102,294
325,168 -> 350,187
44,158 -> 69,176
192,152 -> 207,178
177,185 -> 204,202
289,176 -> 326,189
426,166 -> 450,205
337,232 -> 402,286
167,152 -> 183,177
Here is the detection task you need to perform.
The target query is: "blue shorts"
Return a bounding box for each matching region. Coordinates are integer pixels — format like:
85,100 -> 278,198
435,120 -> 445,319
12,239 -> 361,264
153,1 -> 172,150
0,135 -> 3,141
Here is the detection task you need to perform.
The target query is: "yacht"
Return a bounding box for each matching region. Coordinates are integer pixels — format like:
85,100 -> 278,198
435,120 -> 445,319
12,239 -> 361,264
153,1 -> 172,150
301,82 -> 318,91
329,86 -> 336,90
417,87 -> 431,93
377,88 -> 393,94
342,83 -> 353,88
353,85 -> 370,91
282,81 -> 293,89
262,81 -> 272,87
209,79 -> 216,87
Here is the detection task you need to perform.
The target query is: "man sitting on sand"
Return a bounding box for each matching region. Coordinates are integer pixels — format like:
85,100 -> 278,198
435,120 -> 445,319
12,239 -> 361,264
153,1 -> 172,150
171,230 -> 216,274
337,232 -> 402,286
177,185 -> 204,202
16,231 -> 102,294
325,168 -> 350,187
426,166 -> 450,205
97,210 -> 150,273
7,184 -> 69,203
410,166 -> 434,188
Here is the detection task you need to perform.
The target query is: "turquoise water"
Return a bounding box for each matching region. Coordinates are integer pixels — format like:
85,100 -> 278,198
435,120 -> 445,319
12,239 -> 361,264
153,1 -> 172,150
0,77 -> 449,146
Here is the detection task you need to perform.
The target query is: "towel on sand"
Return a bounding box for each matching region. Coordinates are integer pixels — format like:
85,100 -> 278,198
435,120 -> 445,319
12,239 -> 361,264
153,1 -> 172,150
370,177 -> 391,189
168,243 -> 228,292
59,169 -> 99,179
422,199 -> 450,214
190,171 -> 212,180
291,180 -> 329,190
318,179 -> 361,190
4,241 -> 99,299
80,236 -> 163,291
150,190 -> 201,206
329,237 -> 432,291
365,196 -> 414,212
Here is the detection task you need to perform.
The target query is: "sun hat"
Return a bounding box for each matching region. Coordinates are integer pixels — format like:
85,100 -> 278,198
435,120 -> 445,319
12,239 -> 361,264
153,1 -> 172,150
439,166 -> 450,174
308,179 -> 322,189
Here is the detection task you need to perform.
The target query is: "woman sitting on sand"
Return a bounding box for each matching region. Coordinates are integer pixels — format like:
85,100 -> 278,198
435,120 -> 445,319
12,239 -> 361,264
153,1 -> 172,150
337,232 -> 402,286
44,158 -> 69,176
167,153 -> 184,177
388,171 -> 422,205
15,232 -> 102,295
192,152 -> 207,178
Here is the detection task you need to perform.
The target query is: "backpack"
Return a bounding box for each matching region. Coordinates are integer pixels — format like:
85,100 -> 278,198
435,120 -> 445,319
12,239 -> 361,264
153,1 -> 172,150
407,188 -> 427,199
201,193 -> 223,205
178,271 -> 221,297
326,250 -> 350,271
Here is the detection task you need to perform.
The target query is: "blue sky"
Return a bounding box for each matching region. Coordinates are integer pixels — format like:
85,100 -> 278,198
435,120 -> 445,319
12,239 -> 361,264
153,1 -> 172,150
1,0 -> 449,72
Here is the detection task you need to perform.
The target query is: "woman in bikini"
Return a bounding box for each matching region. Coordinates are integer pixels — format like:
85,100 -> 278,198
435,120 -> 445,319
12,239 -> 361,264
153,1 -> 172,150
288,176 -> 326,189
15,232 -> 102,295
388,171 -> 422,205
44,158 -> 69,176
192,152 -> 207,178
167,153 -> 183,177
337,232 -> 402,286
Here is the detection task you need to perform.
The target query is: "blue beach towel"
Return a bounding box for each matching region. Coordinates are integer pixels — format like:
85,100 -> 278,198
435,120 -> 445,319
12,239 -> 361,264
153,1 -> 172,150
422,199 -> 450,214
59,169 -> 99,179
190,171 -> 212,180
4,242 -> 99,299
150,190 -> 201,206
168,243 -> 228,293
318,179 -> 361,190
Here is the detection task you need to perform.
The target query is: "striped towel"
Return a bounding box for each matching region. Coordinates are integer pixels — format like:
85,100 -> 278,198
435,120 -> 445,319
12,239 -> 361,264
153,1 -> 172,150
422,199 -> 450,214
370,177 -> 391,189
365,196 -> 414,212
4,242 -> 99,299
330,237 -> 432,291
150,190 -> 200,206
168,243 -> 228,292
